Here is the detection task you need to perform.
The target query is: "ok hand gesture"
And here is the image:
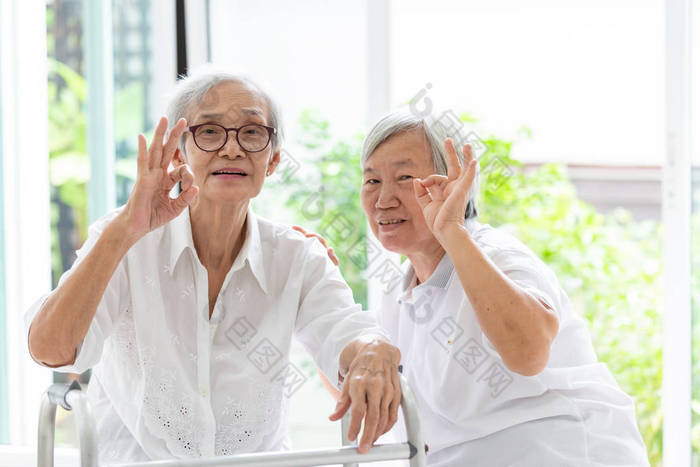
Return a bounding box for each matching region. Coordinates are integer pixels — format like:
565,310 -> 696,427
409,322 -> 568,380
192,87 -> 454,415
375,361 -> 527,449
413,139 -> 478,241
120,117 -> 199,243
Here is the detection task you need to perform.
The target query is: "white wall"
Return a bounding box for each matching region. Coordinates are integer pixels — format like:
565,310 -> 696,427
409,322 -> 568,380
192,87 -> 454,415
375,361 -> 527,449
389,0 -> 664,166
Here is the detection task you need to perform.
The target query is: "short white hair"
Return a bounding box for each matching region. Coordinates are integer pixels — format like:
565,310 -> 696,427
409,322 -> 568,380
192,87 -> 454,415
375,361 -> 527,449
361,109 -> 480,219
165,66 -> 283,154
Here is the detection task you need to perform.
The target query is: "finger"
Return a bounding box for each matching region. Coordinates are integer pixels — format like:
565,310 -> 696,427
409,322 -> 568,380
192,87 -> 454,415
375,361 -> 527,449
328,247 -> 339,266
148,117 -> 169,169
413,179 -> 431,210
420,174 -> 447,188
443,138 -> 462,181
376,382 -> 392,440
359,385 -> 382,453
386,367 -> 401,435
462,143 -> 474,165
307,232 -> 329,249
168,164 -> 194,191
137,134 -> 148,174
180,164 -> 194,191
328,390 -> 351,421
161,118 -> 188,170
346,383 -> 366,443
292,225 -> 309,236
180,165 -> 195,192
457,159 -> 478,192
172,185 -> 199,211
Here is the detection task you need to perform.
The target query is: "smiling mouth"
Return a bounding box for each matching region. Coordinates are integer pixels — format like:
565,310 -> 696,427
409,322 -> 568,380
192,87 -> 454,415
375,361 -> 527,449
212,170 -> 247,176
378,219 -> 406,225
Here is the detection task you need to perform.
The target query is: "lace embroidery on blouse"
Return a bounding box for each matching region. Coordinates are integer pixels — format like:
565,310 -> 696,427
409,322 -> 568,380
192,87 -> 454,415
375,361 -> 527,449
111,308 -> 206,457
215,380 -> 286,455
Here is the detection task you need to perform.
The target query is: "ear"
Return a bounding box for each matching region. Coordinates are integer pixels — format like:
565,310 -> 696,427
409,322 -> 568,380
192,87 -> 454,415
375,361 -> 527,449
266,149 -> 281,176
172,148 -> 186,168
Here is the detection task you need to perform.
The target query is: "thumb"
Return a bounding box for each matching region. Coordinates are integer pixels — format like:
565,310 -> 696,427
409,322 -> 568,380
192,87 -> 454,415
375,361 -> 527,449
329,390 -> 351,421
173,185 -> 199,210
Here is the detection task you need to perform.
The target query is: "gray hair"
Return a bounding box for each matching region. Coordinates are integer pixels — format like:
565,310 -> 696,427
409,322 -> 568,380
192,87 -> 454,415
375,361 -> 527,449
165,67 -> 284,155
361,110 -> 479,219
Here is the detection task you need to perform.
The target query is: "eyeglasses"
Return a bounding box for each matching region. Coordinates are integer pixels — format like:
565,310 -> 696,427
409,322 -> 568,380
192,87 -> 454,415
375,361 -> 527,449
186,123 -> 277,153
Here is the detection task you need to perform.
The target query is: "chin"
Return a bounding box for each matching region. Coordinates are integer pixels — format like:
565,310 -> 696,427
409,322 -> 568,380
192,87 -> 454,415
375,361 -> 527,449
375,232 -> 411,255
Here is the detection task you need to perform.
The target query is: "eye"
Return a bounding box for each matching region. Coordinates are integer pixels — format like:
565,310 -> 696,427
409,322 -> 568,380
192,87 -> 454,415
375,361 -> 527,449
364,178 -> 380,185
399,175 -> 414,181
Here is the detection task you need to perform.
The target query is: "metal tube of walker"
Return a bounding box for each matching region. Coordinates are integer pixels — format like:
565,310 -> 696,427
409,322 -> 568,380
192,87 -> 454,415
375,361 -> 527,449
38,375 -> 425,467
37,382 -> 98,467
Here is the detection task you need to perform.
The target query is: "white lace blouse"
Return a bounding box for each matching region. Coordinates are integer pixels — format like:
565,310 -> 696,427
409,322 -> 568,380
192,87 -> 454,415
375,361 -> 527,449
25,207 -> 385,463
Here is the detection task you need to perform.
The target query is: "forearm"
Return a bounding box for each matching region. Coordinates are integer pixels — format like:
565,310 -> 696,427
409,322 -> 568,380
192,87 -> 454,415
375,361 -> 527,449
439,226 -> 558,376
29,213 -> 136,366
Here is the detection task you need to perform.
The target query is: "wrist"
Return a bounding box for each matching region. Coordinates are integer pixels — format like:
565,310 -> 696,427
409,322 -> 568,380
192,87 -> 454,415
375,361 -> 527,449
435,222 -> 470,249
338,335 -> 396,376
109,211 -> 142,251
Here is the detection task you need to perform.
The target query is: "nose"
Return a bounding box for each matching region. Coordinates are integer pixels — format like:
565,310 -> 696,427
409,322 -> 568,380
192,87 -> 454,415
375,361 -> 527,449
376,182 -> 400,209
218,129 -> 245,159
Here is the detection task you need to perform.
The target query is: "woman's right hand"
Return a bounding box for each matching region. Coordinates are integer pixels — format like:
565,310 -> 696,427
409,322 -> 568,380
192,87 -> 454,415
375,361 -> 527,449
119,117 -> 199,243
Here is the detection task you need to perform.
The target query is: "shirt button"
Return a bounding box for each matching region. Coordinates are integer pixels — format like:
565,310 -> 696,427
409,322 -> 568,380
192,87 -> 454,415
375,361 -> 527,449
200,388 -> 208,398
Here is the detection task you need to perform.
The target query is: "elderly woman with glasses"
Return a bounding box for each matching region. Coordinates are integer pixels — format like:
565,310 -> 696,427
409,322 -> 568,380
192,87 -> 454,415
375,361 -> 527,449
306,110 -> 649,465
24,70 -> 401,463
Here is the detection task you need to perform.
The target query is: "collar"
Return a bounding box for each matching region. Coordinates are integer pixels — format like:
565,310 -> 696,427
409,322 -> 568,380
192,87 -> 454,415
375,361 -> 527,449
402,252 -> 455,293
400,218 -> 480,293
167,207 -> 268,294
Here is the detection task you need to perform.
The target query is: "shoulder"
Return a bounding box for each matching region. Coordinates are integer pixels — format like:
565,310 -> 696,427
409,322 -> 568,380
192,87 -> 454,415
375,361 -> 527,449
254,214 -> 329,260
467,220 -> 545,270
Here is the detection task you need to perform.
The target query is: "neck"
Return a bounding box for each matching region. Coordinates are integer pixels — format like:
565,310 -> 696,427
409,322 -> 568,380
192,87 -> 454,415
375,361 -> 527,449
406,239 -> 446,285
189,196 -> 249,271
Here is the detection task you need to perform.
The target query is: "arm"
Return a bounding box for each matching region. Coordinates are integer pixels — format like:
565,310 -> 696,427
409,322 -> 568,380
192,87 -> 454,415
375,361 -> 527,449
28,117 -> 198,367
292,235 -> 401,453
440,226 -> 558,376
413,140 -> 558,376
29,218 -> 135,367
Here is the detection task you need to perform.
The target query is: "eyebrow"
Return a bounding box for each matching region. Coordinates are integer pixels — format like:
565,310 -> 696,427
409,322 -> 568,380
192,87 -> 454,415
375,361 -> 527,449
195,108 -> 266,122
363,159 -> 416,174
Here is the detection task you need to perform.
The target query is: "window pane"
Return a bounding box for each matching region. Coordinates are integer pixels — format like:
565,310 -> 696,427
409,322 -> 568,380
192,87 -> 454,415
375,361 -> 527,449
690,0 -> 700,462
45,0 -> 168,448
113,0 -> 157,206
391,1 -> 663,463
0,32 -> 8,443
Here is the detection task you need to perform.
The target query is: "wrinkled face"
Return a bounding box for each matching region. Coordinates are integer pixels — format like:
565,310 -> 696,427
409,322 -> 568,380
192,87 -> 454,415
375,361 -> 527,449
360,129 -> 438,255
174,81 -> 279,206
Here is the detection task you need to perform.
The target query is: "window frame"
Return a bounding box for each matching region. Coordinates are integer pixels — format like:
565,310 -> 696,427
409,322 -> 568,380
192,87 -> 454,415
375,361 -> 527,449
662,0 -> 693,465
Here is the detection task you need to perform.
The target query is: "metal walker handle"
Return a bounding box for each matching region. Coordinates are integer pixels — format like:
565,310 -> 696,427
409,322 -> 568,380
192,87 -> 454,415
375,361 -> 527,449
37,375 -> 426,467
38,380 -> 98,467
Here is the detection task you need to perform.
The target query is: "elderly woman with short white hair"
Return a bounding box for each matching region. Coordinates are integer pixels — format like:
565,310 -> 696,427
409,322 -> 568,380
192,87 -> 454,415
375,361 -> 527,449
24,70 -> 401,463
356,110 -> 648,465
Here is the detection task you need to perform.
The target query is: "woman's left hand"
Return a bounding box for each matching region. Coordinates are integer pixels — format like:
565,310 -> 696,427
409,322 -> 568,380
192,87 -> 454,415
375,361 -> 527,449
413,139 -> 478,239
329,338 -> 402,453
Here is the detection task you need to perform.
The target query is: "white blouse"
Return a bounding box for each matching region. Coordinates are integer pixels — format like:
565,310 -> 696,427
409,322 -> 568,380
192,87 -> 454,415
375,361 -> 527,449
25,207 -> 386,463
378,220 -> 649,466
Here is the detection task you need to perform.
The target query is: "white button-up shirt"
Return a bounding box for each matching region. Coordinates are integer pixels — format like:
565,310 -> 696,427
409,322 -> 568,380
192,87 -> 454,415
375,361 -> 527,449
378,220 -> 649,466
25,207 -> 386,463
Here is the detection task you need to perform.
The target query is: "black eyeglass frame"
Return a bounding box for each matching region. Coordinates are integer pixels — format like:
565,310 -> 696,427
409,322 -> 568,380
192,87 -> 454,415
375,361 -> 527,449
185,123 -> 277,153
